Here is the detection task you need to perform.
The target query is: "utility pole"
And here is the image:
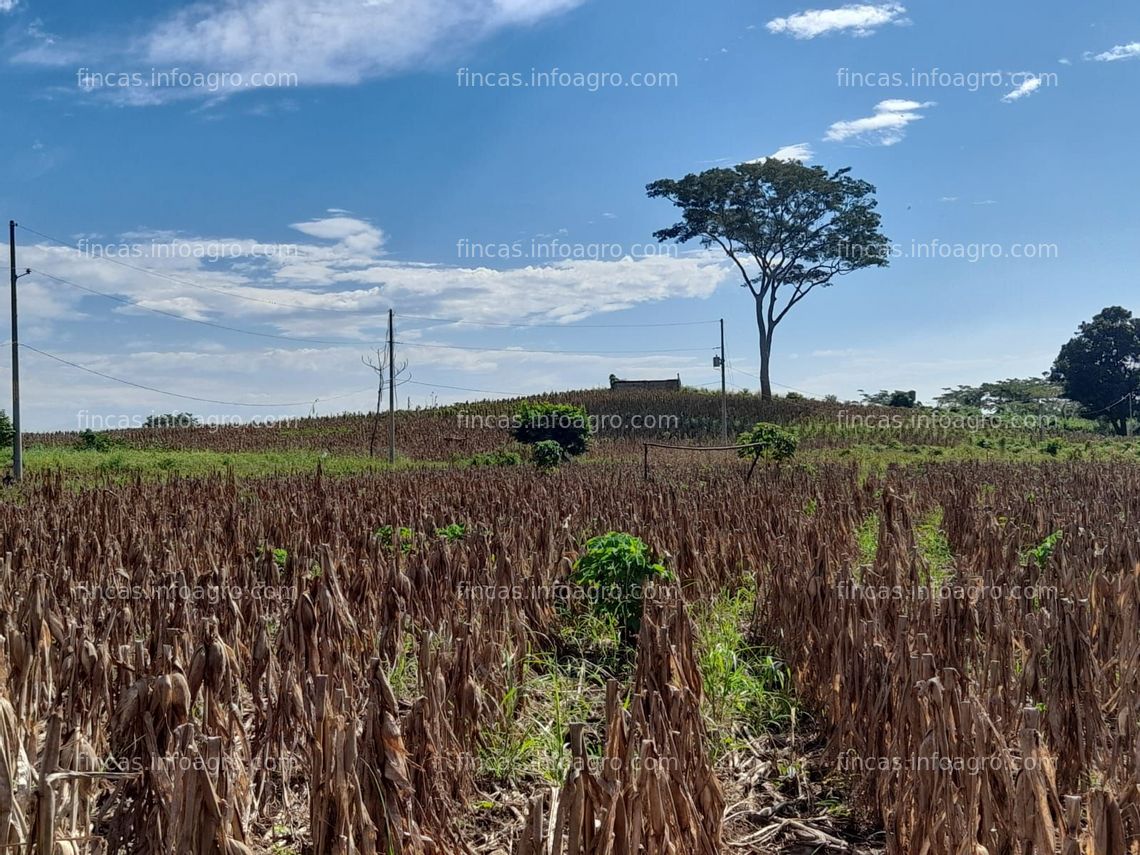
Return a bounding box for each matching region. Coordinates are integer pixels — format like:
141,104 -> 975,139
387,309 -> 395,464
9,222 -> 31,482
712,319 -> 727,442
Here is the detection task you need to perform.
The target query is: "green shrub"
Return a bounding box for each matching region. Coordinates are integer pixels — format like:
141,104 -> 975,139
255,545 -> 289,568
736,422 -> 797,462
570,532 -> 674,639
532,440 -> 564,470
512,402 -> 590,456
436,523 -> 467,542
0,410 -> 12,448
75,429 -> 117,452
1040,438 -> 1065,456
463,448 -> 522,467
1025,530 -> 1063,569
376,525 -> 416,554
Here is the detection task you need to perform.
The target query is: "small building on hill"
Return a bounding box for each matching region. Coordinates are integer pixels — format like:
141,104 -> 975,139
608,374 -> 681,391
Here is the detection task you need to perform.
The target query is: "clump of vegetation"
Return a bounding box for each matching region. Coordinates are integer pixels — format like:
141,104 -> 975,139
75,429 -> 117,452
737,422 -> 798,463
376,525 -> 416,554
856,511 -> 880,569
570,532 -> 674,641
1025,530 -> 1063,569
915,508 -> 954,586
436,522 -> 467,542
862,389 -> 919,408
532,439 -> 564,470
0,410 -> 12,449
145,412 -> 200,428
694,582 -> 794,757
256,545 -> 289,568
512,401 -> 590,456
462,448 -> 521,467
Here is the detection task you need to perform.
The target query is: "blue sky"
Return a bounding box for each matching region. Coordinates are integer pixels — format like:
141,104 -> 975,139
1,0 -> 1137,429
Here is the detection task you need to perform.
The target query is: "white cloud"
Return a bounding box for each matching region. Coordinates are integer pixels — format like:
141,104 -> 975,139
939,196 -> 959,203
1058,58 -> 1072,65
139,0 -> 583,86
1001,75 -> 1042,103
1086,42 -> 1140,62
824,99 -> 934,146
766,3 -> 907,39
20,0 -> 585,101
22,214 -> 733,339
767,143 -> 815,162
0,0 -> 18,12
16,214 -> 736,426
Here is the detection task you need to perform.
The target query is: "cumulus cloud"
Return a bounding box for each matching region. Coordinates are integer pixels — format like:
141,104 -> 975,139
766,3 -> 908,39
1001,75 -> 1042,102
18,213 -> 735,425
1086,42 -> 1140,62
824,99 -> 934,146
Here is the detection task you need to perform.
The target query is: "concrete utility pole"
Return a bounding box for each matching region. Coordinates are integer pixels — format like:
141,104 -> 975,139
712,319 -> 727,442
9,221 -> 31,482
388,308 -> 395,464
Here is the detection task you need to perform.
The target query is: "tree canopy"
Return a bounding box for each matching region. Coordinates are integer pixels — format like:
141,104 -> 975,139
1050,306 -> 1140,435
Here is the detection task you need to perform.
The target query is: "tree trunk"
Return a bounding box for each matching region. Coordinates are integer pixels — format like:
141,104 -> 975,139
756,297 -> 773,400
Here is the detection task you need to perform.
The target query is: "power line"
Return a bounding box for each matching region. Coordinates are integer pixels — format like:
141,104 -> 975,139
395,340 -> 714,356
400,314 -> 720,329
20,224 -> 720,330
35,268 -> 386,347
19,343 -> 374,408
727,360 -> 815,396
403,379 -> 530,397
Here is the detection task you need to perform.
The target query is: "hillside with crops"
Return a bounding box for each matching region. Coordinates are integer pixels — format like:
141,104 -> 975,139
23,387 -> 1119,465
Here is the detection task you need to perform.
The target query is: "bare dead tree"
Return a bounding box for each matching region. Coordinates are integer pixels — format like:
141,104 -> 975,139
362,348 -> 408,458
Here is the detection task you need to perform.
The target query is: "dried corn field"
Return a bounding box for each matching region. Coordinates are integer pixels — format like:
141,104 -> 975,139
0,461 -> 1139,853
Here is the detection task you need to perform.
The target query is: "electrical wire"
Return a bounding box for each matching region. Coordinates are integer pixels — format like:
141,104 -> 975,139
34,268 -> 386,347
395,340 -> 714,356
18,224 -> 384,315
400,314 -> 720,329
19,343 -> 374,408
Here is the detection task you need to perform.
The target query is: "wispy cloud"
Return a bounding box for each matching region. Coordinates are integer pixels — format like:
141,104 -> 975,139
824,99 -> 933,146
766,3 -> 908,39
747,143 -> 815,164
0,0 -> 19,12
18,0 -> 587,103
1085,42 -> 1140,62
769,143 -> 815,161
1001,75 -> 1042,102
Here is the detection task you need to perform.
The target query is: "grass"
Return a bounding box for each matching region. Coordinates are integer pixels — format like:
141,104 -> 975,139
915,507 -> 954,586
477,647 -> 608,786
855,512 -> 880,570
693,581 -> 795,759
13,446 -> 444,481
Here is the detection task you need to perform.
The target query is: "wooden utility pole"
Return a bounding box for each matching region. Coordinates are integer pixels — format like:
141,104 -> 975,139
9,221 -> 23,482
387,309 -> 395,464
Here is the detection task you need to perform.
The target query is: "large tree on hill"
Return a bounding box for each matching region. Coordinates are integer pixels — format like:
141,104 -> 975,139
1050,306 -> 1140,435
647,159 -> 889,399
